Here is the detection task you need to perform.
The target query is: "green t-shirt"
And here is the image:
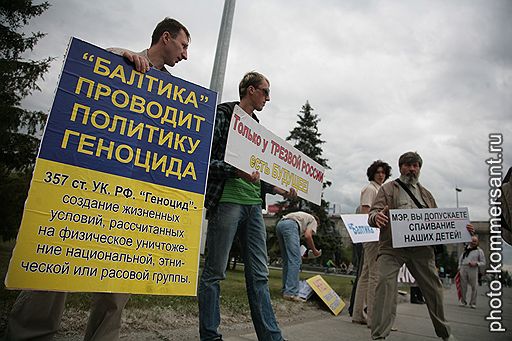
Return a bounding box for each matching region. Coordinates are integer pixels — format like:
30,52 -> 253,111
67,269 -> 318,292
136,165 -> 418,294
219,178 -> 262,205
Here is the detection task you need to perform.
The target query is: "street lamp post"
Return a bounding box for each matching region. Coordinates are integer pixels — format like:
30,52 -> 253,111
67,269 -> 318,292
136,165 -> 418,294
455,186 -> 462,208
209,0 -> 236,102
454,186 -> 464,268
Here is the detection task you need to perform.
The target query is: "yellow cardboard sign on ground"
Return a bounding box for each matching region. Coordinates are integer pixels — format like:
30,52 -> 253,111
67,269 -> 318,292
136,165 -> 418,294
306,275 -> 345,316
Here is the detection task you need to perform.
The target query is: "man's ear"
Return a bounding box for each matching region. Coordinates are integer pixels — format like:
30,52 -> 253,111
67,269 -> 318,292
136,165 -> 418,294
161,31 -> 170,44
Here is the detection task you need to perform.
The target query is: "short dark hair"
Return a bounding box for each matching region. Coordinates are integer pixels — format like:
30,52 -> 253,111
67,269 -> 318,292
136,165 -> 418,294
239,71 -> 269,99
398,151 -> 423,168
366,160 -> 392,182
151,17 -> 190,46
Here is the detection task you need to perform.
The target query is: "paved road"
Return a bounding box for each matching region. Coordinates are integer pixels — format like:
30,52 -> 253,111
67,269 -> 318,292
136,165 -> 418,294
224,285 -> 511,341
49,280 -> 511,341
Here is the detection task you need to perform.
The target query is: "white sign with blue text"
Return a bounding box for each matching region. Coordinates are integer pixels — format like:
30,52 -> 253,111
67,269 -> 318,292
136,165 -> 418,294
341,214 -> 380,243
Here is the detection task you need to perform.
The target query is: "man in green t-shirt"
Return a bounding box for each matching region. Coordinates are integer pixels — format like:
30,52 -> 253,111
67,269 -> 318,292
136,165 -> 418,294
198,71 -> 295,341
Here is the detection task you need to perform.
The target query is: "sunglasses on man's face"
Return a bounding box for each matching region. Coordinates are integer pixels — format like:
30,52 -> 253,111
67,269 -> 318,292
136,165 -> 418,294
256,87 -> 270,97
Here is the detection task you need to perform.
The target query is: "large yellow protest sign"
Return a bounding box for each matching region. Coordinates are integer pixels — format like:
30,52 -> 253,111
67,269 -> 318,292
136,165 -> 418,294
5,38 -> 216,296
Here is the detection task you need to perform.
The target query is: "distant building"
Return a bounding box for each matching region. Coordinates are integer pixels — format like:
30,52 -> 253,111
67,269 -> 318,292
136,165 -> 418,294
328,202 -> 341,215
266,203 -> 284,215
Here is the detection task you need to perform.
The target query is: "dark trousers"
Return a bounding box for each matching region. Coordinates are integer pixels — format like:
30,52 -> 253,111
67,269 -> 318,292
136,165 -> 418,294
410,286 -> 425,304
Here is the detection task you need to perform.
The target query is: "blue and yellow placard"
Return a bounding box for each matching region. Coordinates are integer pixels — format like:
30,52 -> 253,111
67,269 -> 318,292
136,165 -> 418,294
5,38 -> 216,296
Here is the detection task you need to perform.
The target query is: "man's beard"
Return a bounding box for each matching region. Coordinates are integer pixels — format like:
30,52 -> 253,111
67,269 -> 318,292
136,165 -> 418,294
401,170 -> 420,185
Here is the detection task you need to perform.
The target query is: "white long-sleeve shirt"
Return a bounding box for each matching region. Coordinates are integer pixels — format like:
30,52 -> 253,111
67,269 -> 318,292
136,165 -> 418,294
459,247 -> 485,268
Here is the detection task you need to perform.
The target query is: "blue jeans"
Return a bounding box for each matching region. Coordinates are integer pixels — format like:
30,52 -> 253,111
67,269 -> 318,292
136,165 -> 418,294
198,203 -> 283,341
276,219 -> 301,296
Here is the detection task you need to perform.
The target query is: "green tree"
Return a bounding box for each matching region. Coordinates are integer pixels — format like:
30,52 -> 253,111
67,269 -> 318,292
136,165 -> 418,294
269,101 -> 341,267
286,101 -> 329,171
0,0 -> 52,240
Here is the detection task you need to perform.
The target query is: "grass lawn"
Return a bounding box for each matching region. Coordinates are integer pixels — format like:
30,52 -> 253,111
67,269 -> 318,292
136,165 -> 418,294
0,240 -> 353,335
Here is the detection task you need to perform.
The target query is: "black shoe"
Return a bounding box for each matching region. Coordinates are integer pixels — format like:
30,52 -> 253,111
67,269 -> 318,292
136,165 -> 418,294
410,300 -> 425,304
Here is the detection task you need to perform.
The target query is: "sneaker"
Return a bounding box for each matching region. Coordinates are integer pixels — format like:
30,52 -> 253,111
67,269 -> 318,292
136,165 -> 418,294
459,302 -> 467,307
283,294 -> 306,302
470,304 -> 476,309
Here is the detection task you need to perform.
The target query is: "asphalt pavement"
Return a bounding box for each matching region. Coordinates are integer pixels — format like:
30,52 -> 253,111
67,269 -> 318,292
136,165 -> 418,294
224,285 -> 511,341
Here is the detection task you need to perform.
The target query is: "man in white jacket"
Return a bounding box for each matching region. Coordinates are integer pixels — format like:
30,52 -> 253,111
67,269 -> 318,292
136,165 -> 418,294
458,235 -> 486,308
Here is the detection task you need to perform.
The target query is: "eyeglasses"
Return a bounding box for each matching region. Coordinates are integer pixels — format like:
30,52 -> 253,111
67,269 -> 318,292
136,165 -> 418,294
256,87 -> 270,97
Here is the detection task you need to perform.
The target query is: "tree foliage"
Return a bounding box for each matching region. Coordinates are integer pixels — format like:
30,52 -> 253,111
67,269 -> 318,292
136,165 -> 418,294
0,0 -> 52,240
286,101 -> 329,170
269,101 -> 341,267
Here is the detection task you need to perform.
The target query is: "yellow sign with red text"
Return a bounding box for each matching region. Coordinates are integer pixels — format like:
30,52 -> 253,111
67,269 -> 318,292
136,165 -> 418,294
306,275 -> 345,315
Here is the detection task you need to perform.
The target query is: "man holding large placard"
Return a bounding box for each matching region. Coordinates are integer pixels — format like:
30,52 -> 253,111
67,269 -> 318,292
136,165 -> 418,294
5,18 -> 192,341
368,151 -> 474,341
198,72 -> 294,341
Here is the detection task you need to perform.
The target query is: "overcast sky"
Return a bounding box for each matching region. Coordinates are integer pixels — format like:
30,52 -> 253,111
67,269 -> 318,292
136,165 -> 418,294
21,0 -> 511,266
